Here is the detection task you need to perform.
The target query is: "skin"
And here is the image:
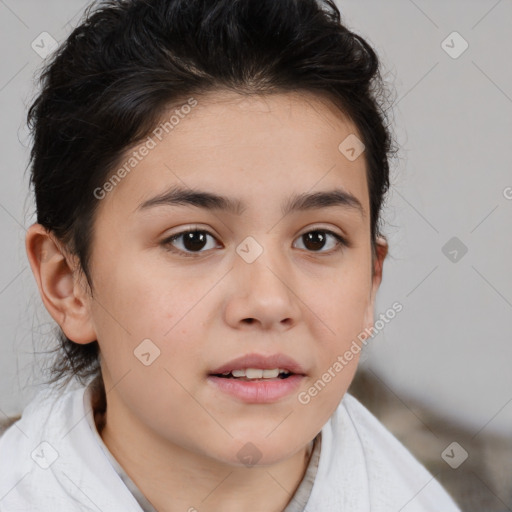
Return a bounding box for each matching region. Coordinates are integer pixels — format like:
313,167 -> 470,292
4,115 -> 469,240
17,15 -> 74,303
26,90 -> 387,512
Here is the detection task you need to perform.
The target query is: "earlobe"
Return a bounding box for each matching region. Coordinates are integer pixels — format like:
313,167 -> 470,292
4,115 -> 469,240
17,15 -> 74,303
25,223 -> 97,345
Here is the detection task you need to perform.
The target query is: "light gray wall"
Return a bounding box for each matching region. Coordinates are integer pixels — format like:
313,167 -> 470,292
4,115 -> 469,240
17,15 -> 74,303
342,0 -> 512,437
0,0 -> 511,436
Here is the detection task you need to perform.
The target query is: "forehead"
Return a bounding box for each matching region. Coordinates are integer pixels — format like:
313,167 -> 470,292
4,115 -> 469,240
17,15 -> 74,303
97,90 -> 370,220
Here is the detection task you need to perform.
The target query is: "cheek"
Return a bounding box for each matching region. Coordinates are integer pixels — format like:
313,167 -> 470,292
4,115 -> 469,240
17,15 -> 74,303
297,274 -> 370,419
89,257 -> 212,376
92,250 -> 194,331
306,263 -> 371,389
315,264 -> 372,339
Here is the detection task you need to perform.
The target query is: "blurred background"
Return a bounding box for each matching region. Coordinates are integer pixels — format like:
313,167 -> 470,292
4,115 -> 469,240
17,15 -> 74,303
0,1 -> 511,510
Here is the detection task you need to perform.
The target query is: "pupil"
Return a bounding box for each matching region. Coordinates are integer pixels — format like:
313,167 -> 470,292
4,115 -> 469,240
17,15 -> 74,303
184,231 -> 207,251
303,231 -> 325,251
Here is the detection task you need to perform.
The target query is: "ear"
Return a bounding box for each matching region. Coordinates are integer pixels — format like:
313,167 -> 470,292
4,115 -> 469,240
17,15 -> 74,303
363,235 -> 388,332
25,223 -> 96,344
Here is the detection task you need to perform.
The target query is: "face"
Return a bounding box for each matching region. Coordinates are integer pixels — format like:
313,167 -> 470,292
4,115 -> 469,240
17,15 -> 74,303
81,90 -> 384,466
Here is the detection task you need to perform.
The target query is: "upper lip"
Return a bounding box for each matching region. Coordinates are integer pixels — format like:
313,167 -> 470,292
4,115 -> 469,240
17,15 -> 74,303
209,353 -> 307,375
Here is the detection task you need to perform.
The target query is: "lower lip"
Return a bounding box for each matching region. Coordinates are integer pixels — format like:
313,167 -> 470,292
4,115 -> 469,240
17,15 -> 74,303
207,375 -> 304,403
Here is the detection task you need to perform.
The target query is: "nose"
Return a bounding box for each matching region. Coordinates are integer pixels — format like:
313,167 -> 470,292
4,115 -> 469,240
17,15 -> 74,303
223,244 -> 302,332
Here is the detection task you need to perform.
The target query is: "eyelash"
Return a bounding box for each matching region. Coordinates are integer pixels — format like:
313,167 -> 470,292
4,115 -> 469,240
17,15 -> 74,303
161,227 -> 349,258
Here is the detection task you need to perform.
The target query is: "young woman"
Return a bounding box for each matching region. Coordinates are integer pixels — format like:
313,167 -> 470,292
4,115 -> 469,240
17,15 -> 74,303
0,0 -> 460,510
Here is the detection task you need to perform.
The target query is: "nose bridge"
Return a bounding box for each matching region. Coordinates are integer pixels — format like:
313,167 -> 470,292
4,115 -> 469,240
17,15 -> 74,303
236,233 -> 288,291
229,233 -> 300,328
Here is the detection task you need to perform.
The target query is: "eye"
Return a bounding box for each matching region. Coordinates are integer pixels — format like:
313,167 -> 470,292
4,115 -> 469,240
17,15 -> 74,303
162,228 -> 220,257
293,229 -> 348,254
162,227 -> 348,258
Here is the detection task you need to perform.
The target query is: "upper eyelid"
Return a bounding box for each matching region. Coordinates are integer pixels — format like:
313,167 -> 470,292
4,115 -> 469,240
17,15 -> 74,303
165,225 -> 346,241
168,221 -> 347,235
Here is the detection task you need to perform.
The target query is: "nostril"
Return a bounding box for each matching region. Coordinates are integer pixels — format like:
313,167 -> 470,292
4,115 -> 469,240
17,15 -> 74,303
243,318 -> 255,324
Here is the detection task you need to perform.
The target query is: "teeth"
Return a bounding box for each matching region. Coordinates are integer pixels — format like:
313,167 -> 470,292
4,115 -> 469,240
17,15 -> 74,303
226,368 -> 290,379
245,368 -> 263,379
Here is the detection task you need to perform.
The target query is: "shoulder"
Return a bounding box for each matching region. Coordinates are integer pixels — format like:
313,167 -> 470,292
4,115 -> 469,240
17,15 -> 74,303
0,383 -> 81,466
315,393 -> 461,511
0,381 -> 142,511
339,392 -> 417,456
0,382 -> 81,444
0,384 -> 89,510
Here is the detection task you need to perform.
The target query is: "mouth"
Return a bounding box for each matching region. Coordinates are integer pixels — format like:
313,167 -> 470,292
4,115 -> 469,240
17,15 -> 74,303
207,353 -> 306,403
210,368 -> 295,381
208,352 -> 306,379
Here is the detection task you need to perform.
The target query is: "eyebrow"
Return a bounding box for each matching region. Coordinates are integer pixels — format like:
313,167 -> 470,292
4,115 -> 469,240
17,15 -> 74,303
137,185 -> 365,218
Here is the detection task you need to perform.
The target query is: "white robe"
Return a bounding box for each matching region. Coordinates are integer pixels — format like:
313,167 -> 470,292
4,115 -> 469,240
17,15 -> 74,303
0,382 -> 461,511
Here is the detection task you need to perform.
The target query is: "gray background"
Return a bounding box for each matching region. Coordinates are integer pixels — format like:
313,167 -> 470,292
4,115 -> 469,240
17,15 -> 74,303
0,0 -> 511,439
